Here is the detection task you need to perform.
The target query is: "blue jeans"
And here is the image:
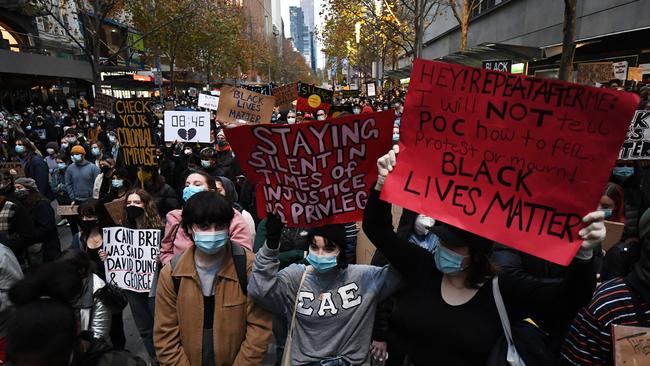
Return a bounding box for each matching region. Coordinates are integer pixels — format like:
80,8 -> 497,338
304,358 -> 351,366
125,290 -> 156,360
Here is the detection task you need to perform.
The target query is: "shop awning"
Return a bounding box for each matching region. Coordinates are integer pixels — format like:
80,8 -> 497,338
384,43 -> 546,79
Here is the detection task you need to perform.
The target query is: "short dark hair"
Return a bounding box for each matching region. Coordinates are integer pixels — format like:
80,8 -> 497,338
181,191 -> 234,234
184,170 -> 216,190
307,224 -> 348,269
58,248 -> 96,278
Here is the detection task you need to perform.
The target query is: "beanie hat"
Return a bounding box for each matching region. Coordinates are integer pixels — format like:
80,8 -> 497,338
45,141 -> 59,151
71,145 -> 85,155
15,177 -> 38,192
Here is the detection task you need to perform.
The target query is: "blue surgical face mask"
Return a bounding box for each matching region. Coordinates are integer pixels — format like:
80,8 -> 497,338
306,250 -> 338,272
612,166 -> 634,181
61,142 -> 69,149
57,163 -> 66,170
14,145 -> 25,154
112,179 -> 124,189
434,244 -> 469,274
201,160 -> 212,168
71,154 -> 83,163
183,185 -> 205,202
193,230 -> 228,254
600,208 -> 613,219
91,147 -> 101,156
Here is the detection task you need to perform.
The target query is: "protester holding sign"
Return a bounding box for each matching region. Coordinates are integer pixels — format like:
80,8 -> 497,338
362,146 -> 606,365
117,189 -> 164,361
248,212 -> 402,366
154,191 -> 272,366
159,171 -> 253,265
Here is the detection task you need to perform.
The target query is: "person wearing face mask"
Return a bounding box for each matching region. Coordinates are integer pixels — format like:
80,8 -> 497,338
0,170 -> 37,262
154,191 -> 273,366
315,110 -> 327,121
63,128 -> 91,161
92,158 -> 115,200
43,141 -> 59,174
65,145 -> 100,236
199,147 -> 219,177
363,146 -> 605,365
117,189 -> 164,362
14,138 -> 51,198
249,212 -> 402,366
212,130 -> 243,184
159,171 -> 253,265
287,110 -> 297,124
13,178 -> 60,265
89,140 -> 105,166
134,167 -> 179,218
352,104 -> 362,115
611,164 -> 649,246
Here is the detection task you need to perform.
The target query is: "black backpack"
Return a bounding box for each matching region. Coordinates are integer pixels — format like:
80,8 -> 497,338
169,242 -> 248,295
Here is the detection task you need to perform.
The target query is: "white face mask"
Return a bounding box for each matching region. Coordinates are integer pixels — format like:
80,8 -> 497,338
414,214 -> 435,236
287,117 -> 296,124
317,115 -> 326,121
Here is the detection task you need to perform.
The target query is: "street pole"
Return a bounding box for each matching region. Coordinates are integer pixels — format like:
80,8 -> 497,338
155,55 -> 163,103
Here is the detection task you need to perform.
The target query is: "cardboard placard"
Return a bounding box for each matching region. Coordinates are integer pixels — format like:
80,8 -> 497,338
104,198 -> 125,225
620,110 -> 650,160
197,93 -> 220,111
381,59 -> 639,265
628,67 -> 643,82
482,59 -> 512,73
164,111 -> 211,143
272,82 -> 299,106
577,62 -> 614,84
103,227 -> 160,293
366,83 -> 376,97
603,220 -> 625,251
216,86 -> 275,125
297,83 -> 334,114
94,93 -> 115,113
227,110 -> 393,227
57,205 -> 78,216
340,90 -> 359,99
114,98 -> 157,167
243,84 -> 273,96
613,324 -> 650,366
0,162 -> 25,178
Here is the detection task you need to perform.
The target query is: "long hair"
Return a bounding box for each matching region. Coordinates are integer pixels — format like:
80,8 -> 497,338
77,199 -> 111,244
604,182 -> 625,222
123,188 -> 163,230
465,243 -> 499,289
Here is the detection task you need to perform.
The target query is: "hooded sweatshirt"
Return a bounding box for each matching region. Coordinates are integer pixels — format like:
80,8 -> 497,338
219,176 -> 256,235
248,244 -> 401,365
158,208 -> 253,264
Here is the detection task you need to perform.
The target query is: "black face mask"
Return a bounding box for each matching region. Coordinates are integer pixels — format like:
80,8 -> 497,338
78,220 -> 97,231
100,166 -> 111,175
126,205 -> 145,221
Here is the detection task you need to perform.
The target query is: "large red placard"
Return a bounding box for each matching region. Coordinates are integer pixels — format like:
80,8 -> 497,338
381,59 -> 639,265
228,111 -> 394,227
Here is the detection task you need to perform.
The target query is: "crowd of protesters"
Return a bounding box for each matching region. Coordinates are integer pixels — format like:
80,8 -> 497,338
0,80 -> 648,366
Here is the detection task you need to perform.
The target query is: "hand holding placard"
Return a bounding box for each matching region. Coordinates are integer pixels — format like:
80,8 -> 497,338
375,145 -> 399,191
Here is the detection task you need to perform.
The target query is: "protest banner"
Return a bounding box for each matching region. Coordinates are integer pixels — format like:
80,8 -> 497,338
216,85 -> 275,125
0,162 -> 25,178
577,62 -> 614,84
114,98 -> 157,167
164,111 -> 211,143
602,220 -> 625,251
381,59 -> 639,265
328,104 -> 353,118
619,110 -> 650,160
613,324 -> 650,366
228,110 -> 394,227
197,93 -> 220,111
340,90 -> 359,99
94,93 -> 115,113
103,227 -> 160,293
366,83 -> 376,97
272,82 -> 299,106
628,67 -> 643,82
243,84 -> 273,96
482,59 -> 512,73
104,198 -> 125,225
56,205 -> 78,216
297,83 -> 334,114
613,61 -> 628,81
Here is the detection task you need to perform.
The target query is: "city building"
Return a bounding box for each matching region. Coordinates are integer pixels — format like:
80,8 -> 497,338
387,0 -> 650,83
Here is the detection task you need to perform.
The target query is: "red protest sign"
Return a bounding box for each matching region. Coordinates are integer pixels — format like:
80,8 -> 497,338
272,82 -> 299,106
382,59 -> 639,265
228,111 -> 394,227
297,83 -> 334,114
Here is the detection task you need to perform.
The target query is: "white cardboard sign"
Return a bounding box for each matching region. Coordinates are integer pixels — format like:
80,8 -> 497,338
164,110 -> 211,143
198,93 -> 220,110
103,227 -> 160,293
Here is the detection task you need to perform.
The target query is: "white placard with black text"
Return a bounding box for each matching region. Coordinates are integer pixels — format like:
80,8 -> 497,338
198,93 -> 220,110
164,111 -> 211,143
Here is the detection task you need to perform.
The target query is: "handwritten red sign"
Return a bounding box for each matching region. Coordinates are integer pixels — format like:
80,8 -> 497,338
228,111 -> 394,227
381,59 -> 639,265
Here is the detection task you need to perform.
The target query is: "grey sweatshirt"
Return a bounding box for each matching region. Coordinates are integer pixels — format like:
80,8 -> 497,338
248,244 -> 402,365
65,161 -> 100,202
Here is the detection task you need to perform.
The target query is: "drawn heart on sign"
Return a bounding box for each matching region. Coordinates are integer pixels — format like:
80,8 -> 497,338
177,128 -> 197,140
